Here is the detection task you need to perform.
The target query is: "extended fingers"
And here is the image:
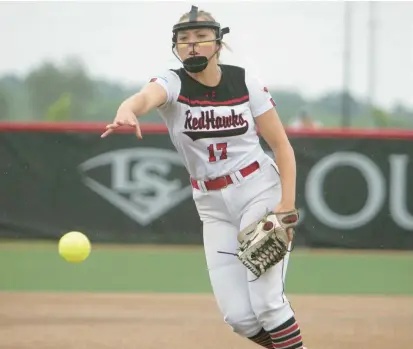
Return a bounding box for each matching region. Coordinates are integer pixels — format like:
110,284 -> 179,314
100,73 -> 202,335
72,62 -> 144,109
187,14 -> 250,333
101,123 -> 118,138
100,129 -> 111,138
135,124 -> 143,139
101,119 -> 142,138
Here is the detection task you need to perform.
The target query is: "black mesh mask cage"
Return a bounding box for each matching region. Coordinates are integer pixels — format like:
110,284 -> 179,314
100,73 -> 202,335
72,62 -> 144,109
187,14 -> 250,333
171,5 -> 230,73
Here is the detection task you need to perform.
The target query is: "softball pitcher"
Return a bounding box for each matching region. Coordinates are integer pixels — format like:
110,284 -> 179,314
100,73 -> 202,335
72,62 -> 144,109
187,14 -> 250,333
102,5 -> 307,349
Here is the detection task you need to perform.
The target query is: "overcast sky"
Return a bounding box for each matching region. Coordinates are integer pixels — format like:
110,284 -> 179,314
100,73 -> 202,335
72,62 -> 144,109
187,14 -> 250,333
1,1 -> 412,109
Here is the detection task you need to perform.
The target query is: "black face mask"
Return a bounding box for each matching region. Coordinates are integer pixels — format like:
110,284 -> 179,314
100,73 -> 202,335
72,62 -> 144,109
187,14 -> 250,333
171,5 -> 230,73
175,44 -> 221,74
182,55 -> 209,73
182,52 -> 209,73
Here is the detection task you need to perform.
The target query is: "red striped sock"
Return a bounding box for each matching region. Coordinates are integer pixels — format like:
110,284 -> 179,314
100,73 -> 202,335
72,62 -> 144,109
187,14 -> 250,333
248,328 -> 273,349
268,317 -> 303,349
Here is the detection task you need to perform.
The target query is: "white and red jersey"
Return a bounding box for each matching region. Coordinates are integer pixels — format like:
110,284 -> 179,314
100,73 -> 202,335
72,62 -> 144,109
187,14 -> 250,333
149,64 -> 276,181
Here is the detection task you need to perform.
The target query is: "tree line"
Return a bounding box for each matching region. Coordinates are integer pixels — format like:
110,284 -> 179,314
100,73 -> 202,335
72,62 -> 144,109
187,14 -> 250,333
0,57 -> 412,128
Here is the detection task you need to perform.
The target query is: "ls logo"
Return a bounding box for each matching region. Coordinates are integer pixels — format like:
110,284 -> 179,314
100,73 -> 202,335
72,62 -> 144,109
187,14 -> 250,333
78,148 -> 192,226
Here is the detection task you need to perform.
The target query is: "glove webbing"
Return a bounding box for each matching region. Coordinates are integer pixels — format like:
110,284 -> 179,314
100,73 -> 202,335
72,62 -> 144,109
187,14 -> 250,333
217,211 -> 297,282
250,236 -> 287,268
241,234 -> 288,280
217,235 -> 288,281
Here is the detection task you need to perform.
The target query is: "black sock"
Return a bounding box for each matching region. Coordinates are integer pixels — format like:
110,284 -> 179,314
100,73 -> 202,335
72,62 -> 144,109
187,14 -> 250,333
248,328 -> 273,349
268,317 -> 303,349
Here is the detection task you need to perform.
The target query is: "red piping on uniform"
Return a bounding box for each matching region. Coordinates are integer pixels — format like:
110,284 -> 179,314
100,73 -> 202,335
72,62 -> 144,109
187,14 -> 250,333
178,95 -> 249,106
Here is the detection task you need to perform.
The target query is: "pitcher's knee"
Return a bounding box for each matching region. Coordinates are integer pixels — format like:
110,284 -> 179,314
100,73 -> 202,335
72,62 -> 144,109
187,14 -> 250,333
223,312 -> 262,338
255,301 -> 295,331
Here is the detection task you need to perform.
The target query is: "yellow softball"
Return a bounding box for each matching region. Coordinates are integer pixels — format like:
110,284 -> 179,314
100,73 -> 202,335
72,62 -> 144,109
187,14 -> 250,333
58,231 -> 91,263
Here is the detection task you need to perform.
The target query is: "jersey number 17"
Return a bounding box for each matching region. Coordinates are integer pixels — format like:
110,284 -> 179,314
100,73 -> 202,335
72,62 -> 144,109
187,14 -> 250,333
207,142 -> 228,162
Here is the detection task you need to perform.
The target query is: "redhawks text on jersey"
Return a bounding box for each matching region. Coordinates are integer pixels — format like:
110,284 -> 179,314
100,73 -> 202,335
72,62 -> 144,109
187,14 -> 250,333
150,64 -> 276,180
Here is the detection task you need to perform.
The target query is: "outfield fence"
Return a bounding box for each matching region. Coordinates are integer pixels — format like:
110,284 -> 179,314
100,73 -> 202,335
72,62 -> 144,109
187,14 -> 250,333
1,122 -> 412,250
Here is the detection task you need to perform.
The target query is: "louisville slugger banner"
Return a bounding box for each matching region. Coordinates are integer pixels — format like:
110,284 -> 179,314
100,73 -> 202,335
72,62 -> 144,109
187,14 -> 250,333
0,123 -> 412,250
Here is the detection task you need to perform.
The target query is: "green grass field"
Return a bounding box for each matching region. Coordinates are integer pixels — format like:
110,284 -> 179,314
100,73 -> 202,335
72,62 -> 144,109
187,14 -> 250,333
1,241 -> 412,295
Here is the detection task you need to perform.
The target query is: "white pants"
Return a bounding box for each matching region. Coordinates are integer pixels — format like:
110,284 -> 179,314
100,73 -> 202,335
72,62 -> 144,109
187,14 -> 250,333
192,160 -> 295,338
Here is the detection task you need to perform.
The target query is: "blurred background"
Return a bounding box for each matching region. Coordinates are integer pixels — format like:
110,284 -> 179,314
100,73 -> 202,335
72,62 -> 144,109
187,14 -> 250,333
0,2 -> 412,349
0,1 -> 412,128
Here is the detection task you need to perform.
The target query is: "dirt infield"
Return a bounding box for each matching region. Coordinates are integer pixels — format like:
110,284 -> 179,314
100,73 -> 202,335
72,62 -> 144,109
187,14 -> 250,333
0,293 -> 412,349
